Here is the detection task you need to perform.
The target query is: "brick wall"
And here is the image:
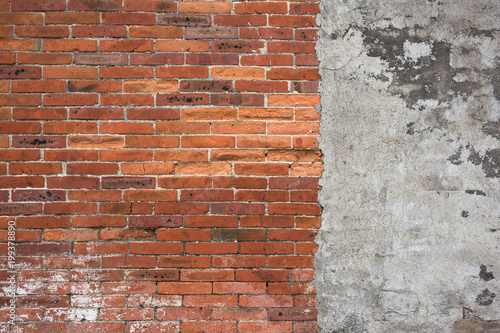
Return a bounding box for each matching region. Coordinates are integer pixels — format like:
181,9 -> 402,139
0,0 -> 321,331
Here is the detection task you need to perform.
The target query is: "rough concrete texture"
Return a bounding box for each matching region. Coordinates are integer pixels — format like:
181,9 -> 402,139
315,0 -> 500,332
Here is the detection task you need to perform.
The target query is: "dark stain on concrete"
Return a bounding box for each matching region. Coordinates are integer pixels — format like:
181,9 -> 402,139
482,121 -> 500,140
475,289 -> 496,306
479,265 -> 494,281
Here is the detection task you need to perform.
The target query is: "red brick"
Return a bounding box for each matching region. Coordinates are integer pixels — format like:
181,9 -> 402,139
240,295 -> 293,308
213,256 -> 267,268
125,269 -> 179,281
214,15 -> 267,27
128,108 -> 180,120
124,0 -> 177,12
74,54 -> 127,66
13,107 -> 66,120
186,53 -> 239,65
71,296 -> 126,308
0,203 -> 42,215
212,41 -> 265,52
183,322 -> 237,333
236,269 -> 289,282
184,295 -> 237,307
44,229 -> 98,242
0,95 -> 41,106
127,295 -> 182,307
121,162 -> 176,175
47,176 -> 99,189
127,322 -> 180,333
158,256 -> 211,268
158,14 -> 211,26
44,202 -> 97,214
43,39 -> 97,52
100,39 -> 154,52
269,309 -> 318,321
100,229 -> 156,240
130,53 -> 184,65
73,215 -> 127,228
158,176 -> 211,188
12,0 -> 65,11
241,242 -> 294,255
102,13 -> 156,25
11,190 -> 65,202
236,81 -> 288,93
158,282 -> 212,294
157,307 -> 211,320
16,26 -> 69,38
158,229 -> 211,242
102,282 -> 156,294
67,163 -> 118,175
0,176 -> 44,188
68,0 -> 121,11
240,322 -> 292,333
44,94 -> 99,107
241,27 -> 293,40
45,12 -> 100,24
213,176 -> 267,189
17,243 -> 71,255
101,94 -> 154,106
186,242 -> 238,254
101,308 -> 154,321
0,13 -> 43,25
270,15 -> 316,27
0,121 -> 40,134
295,29 -> 319,40
186,27 -> 237,39
235,2 -> 287,14
73,243 -> 128,255
181,269 -> 234,281
212,308 -> 267,321
129,26 -> 182,38
100,122 -> 153,134
0,39 -> 40,51
211,93 -> 264,107
155,149 -> 208,162
99,150 -> 152,161
156,202 -> 209,214
0,66 -> 41,79
157,93 -> 209,106
99,202 -> 152,214
183,215 -> 238,229
268,41 -> 316,53
289,3 -> 320,15
72,25 -> 127,38
68,190 -> 121,202
69,107 -> 123,119
17,216 -> 70,228
0,53 -> 15,64
156,40 -> 209,52
101,256 -> 155,268
18,53 -> 72,65
9,162 -> 62,175
44,149 -> 97,161
12,80 -> 66,93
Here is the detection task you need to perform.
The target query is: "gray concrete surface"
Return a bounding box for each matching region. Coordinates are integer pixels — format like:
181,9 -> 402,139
315,0 -> 500,331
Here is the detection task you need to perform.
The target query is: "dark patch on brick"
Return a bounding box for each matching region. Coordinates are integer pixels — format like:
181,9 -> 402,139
479,265 -> 494,281
158,14 -> 210,26
466,144 -> 483,166
475,289 -> 496,306
102,177 -> 155,189
461,211 -> 469,218
68,82 -> 99,92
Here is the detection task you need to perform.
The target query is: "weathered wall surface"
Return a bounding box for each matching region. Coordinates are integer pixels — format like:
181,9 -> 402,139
315,0 -> 500,332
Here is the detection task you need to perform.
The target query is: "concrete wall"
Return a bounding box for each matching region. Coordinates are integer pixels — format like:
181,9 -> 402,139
315,0 -> 500,331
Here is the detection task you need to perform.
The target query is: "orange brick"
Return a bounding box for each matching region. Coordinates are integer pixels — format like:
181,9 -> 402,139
179,1 -> 233,13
